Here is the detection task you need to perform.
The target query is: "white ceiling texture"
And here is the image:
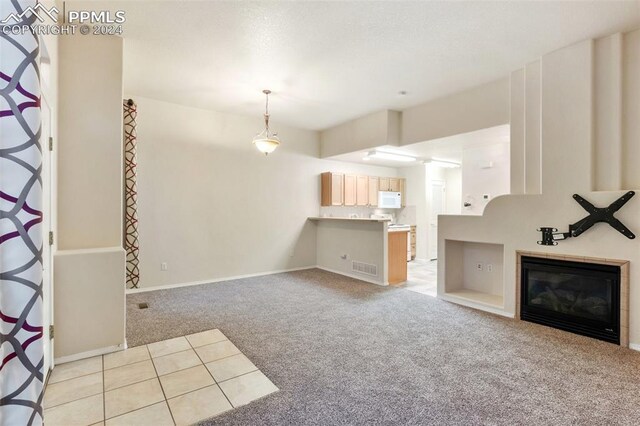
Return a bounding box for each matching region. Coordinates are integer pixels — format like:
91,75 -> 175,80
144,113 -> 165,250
96,1 -> 639,131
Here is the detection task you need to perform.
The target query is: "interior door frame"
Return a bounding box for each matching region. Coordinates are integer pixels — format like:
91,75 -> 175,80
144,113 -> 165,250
40,44 -> 56,378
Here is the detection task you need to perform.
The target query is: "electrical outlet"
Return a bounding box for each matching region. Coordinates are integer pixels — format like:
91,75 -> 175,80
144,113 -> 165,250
476,262 -> 483,271
487,264 -> 493,272
161,262 -> 168,271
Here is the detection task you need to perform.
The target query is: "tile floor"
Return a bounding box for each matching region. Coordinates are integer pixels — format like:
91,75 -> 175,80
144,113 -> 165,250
402,259 -> 437,297
44,329 -> 278,426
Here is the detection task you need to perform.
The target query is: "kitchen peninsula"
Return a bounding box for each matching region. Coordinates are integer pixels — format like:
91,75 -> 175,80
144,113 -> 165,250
308,216 -> 409,286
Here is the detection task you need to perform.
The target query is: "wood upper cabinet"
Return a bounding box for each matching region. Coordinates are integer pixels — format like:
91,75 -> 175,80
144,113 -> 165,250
321,173 -> 406,208
344,174 -> 357,206
379,177 -> 390,192
368,176 -> 379,206
356,175 -> 369,206
379,177 -> 400,192
389,178 -> 400,192
321,172 -> 344,206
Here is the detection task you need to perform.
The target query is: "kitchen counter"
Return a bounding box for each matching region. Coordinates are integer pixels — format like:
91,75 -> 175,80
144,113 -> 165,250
311,216 -> 407,287
388,224 -> 411,233
312,217 -> 388,285
308,216 -> 391,222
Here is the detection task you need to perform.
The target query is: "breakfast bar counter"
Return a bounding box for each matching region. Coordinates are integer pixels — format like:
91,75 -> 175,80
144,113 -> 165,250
309,216 -> 407,286
307,216 -> 391,222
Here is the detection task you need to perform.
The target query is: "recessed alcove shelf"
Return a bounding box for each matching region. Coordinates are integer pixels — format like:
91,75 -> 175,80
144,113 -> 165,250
442,240 -> 505,312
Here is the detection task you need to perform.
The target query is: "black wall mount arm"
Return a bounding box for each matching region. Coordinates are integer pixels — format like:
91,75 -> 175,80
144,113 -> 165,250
537,191 -> 635,246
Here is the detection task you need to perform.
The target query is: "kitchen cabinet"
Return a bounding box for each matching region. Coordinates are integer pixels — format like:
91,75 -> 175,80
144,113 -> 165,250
379,177 -> 389,191
410,225 -> 416,260
379,177 -> 400,192
389,178 -> 400,192
388,230 -> 408,284
321,172 -> 344,206
356,175 -> 369,206
344,174 -> 357,206
320,172 -> 406,208
368,176 -> 379,206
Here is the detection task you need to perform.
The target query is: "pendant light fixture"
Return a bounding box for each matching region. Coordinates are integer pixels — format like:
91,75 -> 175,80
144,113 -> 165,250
252,89 -> 281,155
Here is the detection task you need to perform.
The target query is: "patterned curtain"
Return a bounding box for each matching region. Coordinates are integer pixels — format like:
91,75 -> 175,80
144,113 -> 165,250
123,100 -> 140,289
0,1 -> 45,425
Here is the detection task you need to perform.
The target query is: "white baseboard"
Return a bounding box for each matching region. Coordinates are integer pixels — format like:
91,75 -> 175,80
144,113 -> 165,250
126,266 -> 317,294
315,266 -> 387,286
629,343 -> 640,352
439,294 -> 514,318
55,342 -> 126,365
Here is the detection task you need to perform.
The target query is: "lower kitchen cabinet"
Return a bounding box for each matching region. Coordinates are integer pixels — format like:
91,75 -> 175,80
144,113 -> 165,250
410,225 -> 416,260
388,230 -> 408,285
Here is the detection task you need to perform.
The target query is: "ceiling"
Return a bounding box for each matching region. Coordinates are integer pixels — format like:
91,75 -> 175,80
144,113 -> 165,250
90,1 -> 639,130
328,125 -> 510,168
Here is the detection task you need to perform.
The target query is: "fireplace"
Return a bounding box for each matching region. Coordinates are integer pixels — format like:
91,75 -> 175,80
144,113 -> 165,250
520,256 -> 621,344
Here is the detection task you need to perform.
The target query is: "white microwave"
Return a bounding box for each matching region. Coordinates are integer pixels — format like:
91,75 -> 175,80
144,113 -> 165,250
378,191 -> 402,209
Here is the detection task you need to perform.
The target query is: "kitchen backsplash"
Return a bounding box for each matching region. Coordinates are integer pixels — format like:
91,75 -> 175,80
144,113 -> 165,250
396,205 -> 416,225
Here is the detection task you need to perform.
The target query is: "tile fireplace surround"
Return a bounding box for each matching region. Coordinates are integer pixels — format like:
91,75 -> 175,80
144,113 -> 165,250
516,251 -> 630,347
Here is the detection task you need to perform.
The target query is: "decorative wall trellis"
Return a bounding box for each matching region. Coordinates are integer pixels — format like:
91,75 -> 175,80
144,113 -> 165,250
123,99 -> 140,289
0,0 -> 45,424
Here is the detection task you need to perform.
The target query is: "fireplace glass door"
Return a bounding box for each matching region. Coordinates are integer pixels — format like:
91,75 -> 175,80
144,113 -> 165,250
521,256 -> 620,344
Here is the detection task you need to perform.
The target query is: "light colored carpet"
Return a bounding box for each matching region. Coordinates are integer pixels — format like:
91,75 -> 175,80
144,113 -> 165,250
127,269 -> 640,425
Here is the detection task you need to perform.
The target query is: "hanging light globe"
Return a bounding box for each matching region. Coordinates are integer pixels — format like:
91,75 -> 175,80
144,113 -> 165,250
252,89 -> 281,155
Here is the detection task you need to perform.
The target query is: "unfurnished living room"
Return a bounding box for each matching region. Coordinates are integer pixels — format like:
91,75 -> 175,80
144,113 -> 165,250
2,0 -> 640,425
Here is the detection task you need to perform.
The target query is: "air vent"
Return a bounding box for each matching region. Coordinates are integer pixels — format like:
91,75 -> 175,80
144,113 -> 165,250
138,303 -> 149,309
352,261 -> 377,276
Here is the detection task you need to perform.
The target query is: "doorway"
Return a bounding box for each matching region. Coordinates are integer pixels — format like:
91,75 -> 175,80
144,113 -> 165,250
403,165 -> 460,298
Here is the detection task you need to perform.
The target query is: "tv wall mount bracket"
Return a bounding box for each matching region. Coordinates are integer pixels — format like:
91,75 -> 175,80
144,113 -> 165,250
537,191 -> 635,246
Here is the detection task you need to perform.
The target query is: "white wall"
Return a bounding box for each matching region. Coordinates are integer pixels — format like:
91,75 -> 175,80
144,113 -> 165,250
133,96 -> 398,288
461,142 -> 510,215
399,165 -> 427,259
439,29 -> 640,347
54,248 -> 125,359
57,35 -> 124,249
320,110 -> 401,158
319,78 -> 509,158
401,78 -> 510,145
622,29 -> 640,189
444,168 -> 462,214
55,34 -> 126,359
